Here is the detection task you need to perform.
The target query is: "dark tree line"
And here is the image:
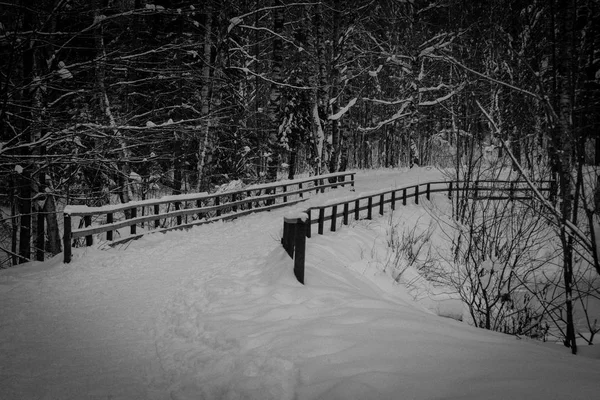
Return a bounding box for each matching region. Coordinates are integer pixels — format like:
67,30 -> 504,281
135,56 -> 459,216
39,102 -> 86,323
1,1 -> 599,354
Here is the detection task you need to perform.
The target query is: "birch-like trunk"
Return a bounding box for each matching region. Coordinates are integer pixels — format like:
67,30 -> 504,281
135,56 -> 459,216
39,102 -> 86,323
93,1 -> 132,207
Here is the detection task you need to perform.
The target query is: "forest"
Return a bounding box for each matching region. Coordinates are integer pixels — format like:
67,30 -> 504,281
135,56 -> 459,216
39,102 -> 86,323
1,0 -> 599,351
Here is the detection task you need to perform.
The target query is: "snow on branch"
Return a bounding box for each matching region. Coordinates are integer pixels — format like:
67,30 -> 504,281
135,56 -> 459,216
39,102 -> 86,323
228,2 -> 321,30
359,104 -> 412,133
232,67 -> 314,90
362,96 -> 413,106
328,98 -> 357,120
418,83 -> 464,106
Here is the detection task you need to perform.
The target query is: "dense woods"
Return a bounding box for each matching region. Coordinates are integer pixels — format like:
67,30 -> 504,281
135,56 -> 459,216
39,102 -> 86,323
1,0 -> 599,351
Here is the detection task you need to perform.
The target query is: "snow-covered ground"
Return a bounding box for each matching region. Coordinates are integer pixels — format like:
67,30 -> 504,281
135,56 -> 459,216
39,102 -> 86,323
1,168 -> 599,400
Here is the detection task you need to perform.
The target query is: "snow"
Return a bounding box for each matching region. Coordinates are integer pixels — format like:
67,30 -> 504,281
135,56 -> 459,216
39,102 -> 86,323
328,97 -> 357,121
1,167 -> 599,400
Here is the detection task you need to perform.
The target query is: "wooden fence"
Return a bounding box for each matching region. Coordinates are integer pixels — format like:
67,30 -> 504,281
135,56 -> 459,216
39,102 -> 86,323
63,171 -> 355,263
281,179 -> 554,284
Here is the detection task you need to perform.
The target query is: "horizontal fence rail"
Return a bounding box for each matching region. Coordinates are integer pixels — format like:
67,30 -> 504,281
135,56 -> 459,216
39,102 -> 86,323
63,172 -> 355,263
281,179 -> 554,284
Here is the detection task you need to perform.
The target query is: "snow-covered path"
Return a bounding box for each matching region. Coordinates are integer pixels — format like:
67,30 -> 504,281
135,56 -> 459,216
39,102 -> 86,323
1,168 -> 599,399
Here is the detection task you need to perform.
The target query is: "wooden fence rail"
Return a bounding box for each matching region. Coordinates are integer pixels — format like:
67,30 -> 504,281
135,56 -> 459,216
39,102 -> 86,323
63,171 -> 355,263
281,179 -> 554,284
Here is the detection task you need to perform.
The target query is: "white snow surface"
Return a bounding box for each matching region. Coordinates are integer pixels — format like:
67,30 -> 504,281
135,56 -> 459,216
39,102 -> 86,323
2,168 -> 599,400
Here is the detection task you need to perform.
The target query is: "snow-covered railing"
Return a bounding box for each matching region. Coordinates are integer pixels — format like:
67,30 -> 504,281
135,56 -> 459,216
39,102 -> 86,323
282,179 -> 554,284
303,179 -> 555,237
63,171 -> 355,263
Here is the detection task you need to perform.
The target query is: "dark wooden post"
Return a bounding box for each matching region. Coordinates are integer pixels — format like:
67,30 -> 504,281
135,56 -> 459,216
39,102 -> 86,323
215,196 -> 221,216
354,199 -> 360,220
426,183 -> 431,200
294,218 -> 306,284
448,181 -> 453,199
318,208 -> 325,235
415,185 -> 419,205
299,182 -> 304,198
306,209 -> 312,238
315,179 -> 319,194
283,185 -> 287,203
509,181 -> 515,200
351,174 -> 355,188
174,202 -> 182,225
246,191 -> 253,209
320,179 -> 325,193
107,213 -> 113,240
154,204 -> 160,228
130,207 -> 137,235
231,193 -> 238,212
367,197 -> 373,220
331,205 -> 338,232
343,202 -> 349,225
391,191 -> 396,210
63,213 -> 72,263
84,215 -> 93,246
282,217 -> 295,257
474,180 -> 479,199
403,188 -> 407,205
379,194 -> 384,215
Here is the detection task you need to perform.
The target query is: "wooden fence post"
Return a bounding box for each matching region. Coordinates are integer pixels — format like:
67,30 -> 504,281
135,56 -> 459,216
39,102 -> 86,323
355,199 -> 360,220
175,202 -> 182,225
215,196 -> 221,216
294,219 -> 306,284
426,183 -> 431,200
107,213 -> 113,240
379,194 -> 384,215
154,204 -> 160,228
367,197 -> 373,220
299,182 -> 304,198
343,202 -> 349,225
84,215 -> 92,246
282,215 -> 307,285
306,209 -> 312,238
448,181 -> 453,199
403,188 -> 407,205
318,208 -> 325,235
391,191 -> 396,210
331,205 -> 337,232
231,193 -> 238,212
415,185 -> 419,205
474,180 -> 479,199
130,207 -> 137,235
283,185 -> 287,203
63,213 -> 72,263
351,174 -> 355,188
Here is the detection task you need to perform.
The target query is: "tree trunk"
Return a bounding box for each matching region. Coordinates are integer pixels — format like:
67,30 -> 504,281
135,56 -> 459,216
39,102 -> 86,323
554,0 -> 577,354
93,1 -> 132,207
329,0 -> 342,173
18,5 -> 34,263
197,4 -> 214,191
265,0 -> 284,181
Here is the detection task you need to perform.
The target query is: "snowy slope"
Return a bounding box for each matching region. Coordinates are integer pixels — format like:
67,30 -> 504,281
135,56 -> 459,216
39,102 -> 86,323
1,168 -> 599,400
